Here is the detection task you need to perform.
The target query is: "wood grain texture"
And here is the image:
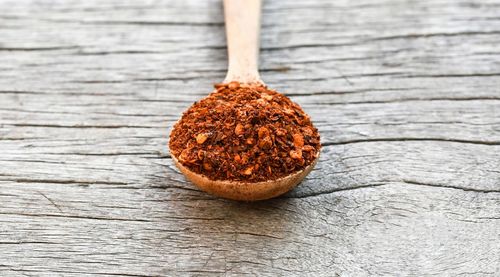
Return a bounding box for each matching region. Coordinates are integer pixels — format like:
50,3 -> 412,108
1,0 -> 499,276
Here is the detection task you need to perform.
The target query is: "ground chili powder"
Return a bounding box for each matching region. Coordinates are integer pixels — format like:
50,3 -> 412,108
169,82 -> 321,182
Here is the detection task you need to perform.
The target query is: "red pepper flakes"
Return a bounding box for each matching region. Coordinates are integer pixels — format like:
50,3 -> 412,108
169,82 -> 321,182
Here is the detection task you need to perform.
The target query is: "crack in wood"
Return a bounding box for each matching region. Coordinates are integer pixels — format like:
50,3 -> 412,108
288,181 -> 500,199
284,183 -> 387,199
366,30 -> 500,42
401,72 -> 500,78
303,96 -> 500,104
8,123 -> 158,129
0,212 -> 152,223
0,46 -> 80,52
1,177 -> 128,186
322,138 -> 500,146
0,266 -> 153,277
37,191 -> 63,213
401,180 -> 500,193
59,19 -> 225,27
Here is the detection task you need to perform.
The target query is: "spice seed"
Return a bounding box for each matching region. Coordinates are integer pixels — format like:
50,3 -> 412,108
290,149 -> 303,160
276,128 -> 287,137
262,93 -> 273,101
196,133 -> 208,144
203,162 -> 213,171
303,145 -> 315,152
293,133 -> 304,148
258,126 -> 270,139
228,81 -> 240,90
258,136 -> 273,150
242,166 -> 254,175
234,154 -> 241,162
235,123 -> 244,136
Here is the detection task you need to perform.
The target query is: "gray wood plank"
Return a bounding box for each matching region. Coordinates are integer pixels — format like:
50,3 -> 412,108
1,0 -> 499,275
0,182 -> 499,276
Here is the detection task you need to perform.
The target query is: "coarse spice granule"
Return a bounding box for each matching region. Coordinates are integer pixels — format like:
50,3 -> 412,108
169,82 -> 321,182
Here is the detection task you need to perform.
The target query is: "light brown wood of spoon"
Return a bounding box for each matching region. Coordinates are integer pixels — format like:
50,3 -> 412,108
170,0 -> 320,201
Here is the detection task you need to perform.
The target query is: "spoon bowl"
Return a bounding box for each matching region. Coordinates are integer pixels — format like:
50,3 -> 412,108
169,0 -> 320,201
172,153 -> 319,201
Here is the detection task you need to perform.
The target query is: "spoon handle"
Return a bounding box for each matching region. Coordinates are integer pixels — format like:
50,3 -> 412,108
223,0 -> 263,85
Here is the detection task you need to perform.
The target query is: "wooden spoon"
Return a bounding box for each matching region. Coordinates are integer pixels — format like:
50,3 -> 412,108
171,0 -> 319,201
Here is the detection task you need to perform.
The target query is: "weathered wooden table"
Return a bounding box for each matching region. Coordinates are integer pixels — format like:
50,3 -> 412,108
1,0 -> 499,276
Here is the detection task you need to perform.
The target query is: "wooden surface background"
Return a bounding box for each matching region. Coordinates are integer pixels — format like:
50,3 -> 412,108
1,0 -> 499,276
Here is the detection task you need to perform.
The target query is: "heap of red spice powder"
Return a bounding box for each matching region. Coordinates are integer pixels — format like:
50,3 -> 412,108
169,82 -> 321,182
